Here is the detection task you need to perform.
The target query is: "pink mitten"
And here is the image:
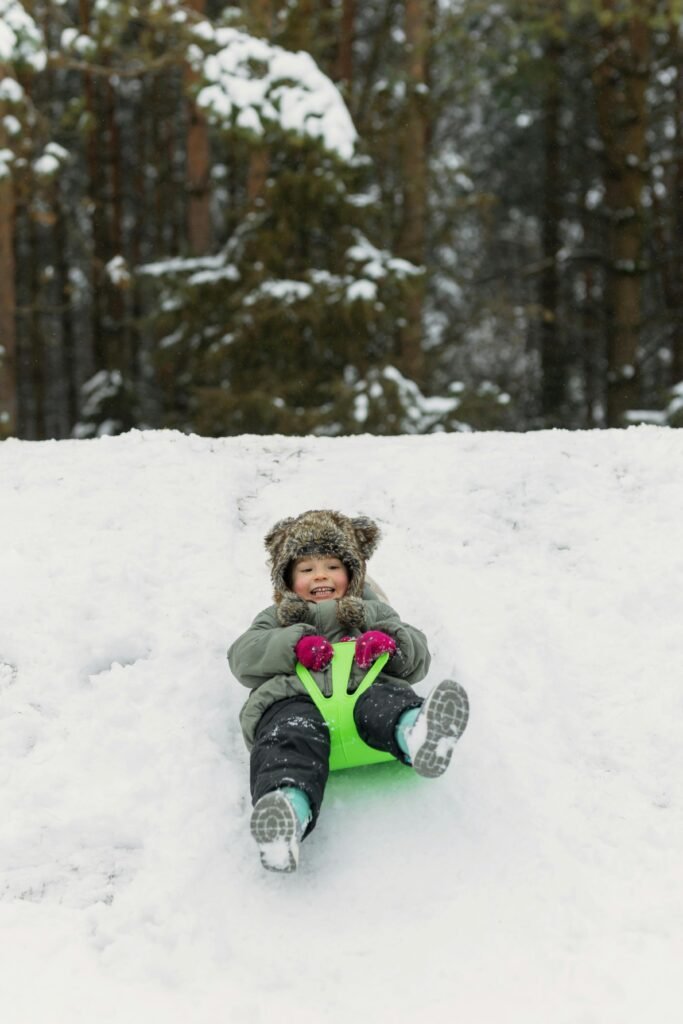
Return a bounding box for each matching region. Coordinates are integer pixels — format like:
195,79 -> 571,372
295,635 -> 334,671
354,630 -> 397,669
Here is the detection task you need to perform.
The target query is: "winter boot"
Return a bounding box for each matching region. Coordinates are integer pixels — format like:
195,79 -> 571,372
402,679 -> 469,778
250,787 -> 311,873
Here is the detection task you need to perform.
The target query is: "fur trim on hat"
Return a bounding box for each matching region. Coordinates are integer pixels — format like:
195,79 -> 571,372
264,510 -> 380,626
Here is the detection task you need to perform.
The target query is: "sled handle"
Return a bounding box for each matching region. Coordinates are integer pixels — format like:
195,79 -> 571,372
295,641 -> 395,771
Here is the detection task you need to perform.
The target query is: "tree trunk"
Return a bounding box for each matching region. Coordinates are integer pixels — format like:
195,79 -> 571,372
186,96 -> 212,253
397,0 -> 430,385
581,265 -> 601,427
285,0 -> 315,51
672,20 -> 683,384
185,0 -> 212,254
27,212 -> 45,438
540,22 -> 564,424
54,195 -> 78,430
79,0 -> 106,377
592,0 -> 651,426
336,0 -> 355,85
649,14 -> 683,391
152,75 -> 168,254
0,97 -> 17,438
104,73 -> 127,372
247,0 -> 273,207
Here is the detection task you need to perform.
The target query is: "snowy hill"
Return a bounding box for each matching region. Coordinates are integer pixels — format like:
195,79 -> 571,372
1,428 -> 682,1024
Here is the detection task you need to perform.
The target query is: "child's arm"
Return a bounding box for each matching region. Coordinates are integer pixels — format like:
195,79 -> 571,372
228,608 -> 313,689
360,601 -> 431,683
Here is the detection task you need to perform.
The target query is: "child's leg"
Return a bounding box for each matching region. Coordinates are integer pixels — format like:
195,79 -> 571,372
250,696 -> 330,833
355,679 -> 469,776
353,682 -> 423,763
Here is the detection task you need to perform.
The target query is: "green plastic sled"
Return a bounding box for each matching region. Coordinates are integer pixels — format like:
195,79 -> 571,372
295,640 -> 396,772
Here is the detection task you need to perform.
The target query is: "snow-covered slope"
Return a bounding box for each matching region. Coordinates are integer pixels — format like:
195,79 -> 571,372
1,428 -> 682,1023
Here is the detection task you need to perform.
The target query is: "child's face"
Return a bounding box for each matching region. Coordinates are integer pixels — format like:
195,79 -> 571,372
291,555 -> 349,603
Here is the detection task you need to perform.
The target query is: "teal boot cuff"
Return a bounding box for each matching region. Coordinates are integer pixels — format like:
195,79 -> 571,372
281,787 -> 312,830
395,706 -> 421,760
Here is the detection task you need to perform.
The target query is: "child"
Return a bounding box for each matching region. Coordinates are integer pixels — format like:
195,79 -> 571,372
228,509 -> 469,872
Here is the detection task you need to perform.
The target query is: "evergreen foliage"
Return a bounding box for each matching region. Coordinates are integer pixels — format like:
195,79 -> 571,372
1,1 -> 682,438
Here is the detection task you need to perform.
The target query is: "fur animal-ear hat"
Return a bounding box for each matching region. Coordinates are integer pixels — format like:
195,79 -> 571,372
264,509 -> 380,629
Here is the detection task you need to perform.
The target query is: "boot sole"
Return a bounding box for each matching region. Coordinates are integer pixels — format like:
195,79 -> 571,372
410,679 -> 469,778
250,791 -> 301,873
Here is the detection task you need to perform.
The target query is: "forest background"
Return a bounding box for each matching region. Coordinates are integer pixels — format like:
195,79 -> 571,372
2,0 -> 683,442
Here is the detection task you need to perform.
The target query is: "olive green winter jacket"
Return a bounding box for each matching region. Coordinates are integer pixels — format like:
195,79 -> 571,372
228,586 -> 431,748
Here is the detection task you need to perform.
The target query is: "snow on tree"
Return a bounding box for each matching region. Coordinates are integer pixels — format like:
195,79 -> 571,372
191,23 -> 357,161
132,20 -> 431,437
0,0 -> 45,71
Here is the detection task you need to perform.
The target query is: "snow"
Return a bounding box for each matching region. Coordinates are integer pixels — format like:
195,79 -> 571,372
196,26 -> 357,161
3,114 -> 21,136
346,278 -> 377,302
139,253 -> 240,285
0,147 -> 14,179
0,0 -> 46,70
347,234 -> 422,280
0,76 -> 24,102
32,153 -> 60,176
104,256 -> 131,287
60,28 -> 97,57
245,279 -> 314,305
1,427 -> 683,1023
350,365 -> 464,432
44,141 -> 69,161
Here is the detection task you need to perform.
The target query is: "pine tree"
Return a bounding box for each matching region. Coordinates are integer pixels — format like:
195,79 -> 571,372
144,20 -> 420,435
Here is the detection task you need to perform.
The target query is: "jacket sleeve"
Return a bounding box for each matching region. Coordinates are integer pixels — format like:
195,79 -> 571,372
227,607 -> 313,689
362,600 -> 431,684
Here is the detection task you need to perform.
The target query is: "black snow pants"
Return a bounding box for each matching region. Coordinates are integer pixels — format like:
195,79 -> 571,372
250,682 -> 423,835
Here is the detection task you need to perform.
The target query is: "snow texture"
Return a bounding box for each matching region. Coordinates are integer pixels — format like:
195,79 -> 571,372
1,427 -> 683,1023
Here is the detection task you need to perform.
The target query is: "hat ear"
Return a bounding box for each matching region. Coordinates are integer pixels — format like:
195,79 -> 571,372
264,516 -> 296,560
350,516 -> 380,560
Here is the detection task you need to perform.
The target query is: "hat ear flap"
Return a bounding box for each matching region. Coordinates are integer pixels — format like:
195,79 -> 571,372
350,516 -> 380,560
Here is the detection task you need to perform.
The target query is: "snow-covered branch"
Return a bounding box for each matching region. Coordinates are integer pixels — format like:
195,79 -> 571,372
193,25 -> 357,161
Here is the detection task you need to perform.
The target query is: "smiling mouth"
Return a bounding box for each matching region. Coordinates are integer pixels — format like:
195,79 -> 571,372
311,586 -> 335,596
